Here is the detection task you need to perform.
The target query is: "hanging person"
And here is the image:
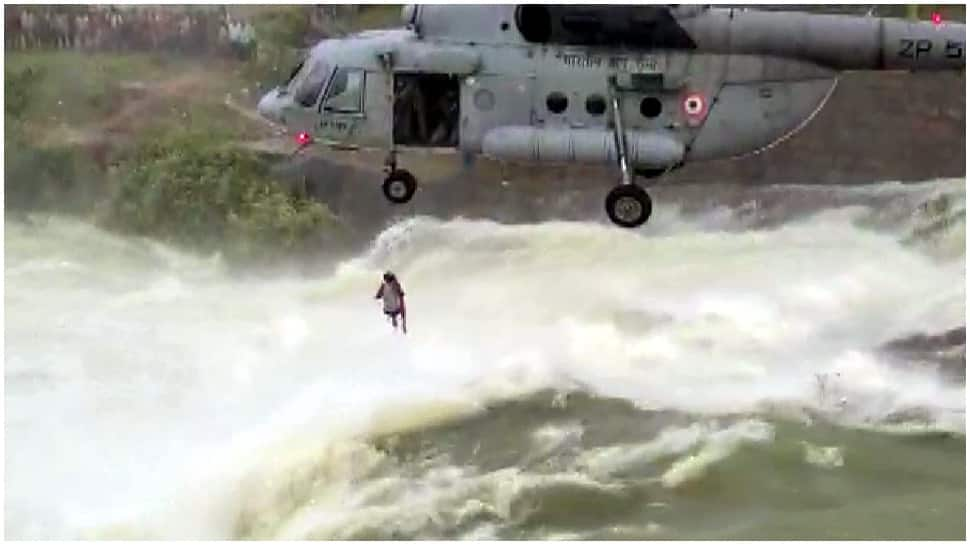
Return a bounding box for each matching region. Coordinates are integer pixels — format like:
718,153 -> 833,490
375,271 -> 407,333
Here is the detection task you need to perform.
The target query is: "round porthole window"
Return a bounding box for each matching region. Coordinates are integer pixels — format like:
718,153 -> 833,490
640,97 -> 662,118
546,92 -> 568,114
585,94 -> 606,116
474,89 -> 495,111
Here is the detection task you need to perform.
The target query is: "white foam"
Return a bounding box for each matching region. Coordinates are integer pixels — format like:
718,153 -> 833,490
659,420 -> 775,488
5,181 -> 965,538
802,441 -> 845,469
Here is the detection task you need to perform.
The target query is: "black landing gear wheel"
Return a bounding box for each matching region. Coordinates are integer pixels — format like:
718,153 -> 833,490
605,185 -> 653,228
382,169 -> 417,204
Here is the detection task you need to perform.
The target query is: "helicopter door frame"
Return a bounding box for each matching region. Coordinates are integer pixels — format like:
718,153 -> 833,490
391,72 -> 461,150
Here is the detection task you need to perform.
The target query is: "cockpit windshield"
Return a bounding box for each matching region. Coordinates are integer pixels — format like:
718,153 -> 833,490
283,61 -> 304,87
285,58 -> 331,108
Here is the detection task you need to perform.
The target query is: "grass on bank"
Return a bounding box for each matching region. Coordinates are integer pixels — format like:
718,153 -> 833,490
107,130 -> 349,267
5,50 -> 351,268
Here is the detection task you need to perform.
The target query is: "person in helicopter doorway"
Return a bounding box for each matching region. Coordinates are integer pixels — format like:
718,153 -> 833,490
375,271 -> 407,333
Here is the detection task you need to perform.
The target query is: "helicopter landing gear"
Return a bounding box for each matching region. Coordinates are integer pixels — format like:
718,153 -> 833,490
381,150 -> 417,204
605,184 -> 653,228
382,169 -> 417,204
605,75 -> 656,229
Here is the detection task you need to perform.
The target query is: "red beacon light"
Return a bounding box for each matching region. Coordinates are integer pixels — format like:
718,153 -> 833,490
295,131 -> 312,147
931,12 -> 943,26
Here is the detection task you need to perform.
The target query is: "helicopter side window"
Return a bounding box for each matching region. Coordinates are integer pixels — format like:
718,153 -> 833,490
322,67 -> 365,114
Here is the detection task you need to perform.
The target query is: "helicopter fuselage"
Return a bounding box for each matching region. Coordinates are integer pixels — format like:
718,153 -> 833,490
257,5 -> 965,228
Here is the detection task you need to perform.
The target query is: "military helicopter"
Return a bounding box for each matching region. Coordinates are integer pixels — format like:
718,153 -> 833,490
257,4 -> 965,228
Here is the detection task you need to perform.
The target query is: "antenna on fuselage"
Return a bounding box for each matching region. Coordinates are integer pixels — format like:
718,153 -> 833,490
402,4 -> 423,37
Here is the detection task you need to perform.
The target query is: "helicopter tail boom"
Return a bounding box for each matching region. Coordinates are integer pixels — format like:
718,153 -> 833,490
687,9 -> 965,72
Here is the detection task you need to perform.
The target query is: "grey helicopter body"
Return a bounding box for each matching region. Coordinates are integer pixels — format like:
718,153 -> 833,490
257,5 -> 965,228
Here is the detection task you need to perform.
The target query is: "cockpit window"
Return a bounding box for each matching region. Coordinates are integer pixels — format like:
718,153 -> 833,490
285,61 -> 305,85
287,59 -> 330,108
322,67 -> 365,114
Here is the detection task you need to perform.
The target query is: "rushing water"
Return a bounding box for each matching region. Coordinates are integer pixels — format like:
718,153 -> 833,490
4,179 -> 965,539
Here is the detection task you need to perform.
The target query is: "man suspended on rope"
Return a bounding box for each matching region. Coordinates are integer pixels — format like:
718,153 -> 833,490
375,271 -> 407,333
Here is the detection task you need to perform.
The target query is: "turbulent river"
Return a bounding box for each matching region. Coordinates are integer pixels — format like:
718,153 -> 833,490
4,179 -> 965,539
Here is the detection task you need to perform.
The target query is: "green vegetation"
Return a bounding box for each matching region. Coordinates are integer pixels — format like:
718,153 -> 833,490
344,5 -> 404,32
252,6 -> 313,49
4,123 -> 106,214
4,64 -> 39,120
5,52 -> 189,126
5,62 -> 107,213
107,131 -> 348,267
244,6 -> 312,90
4,46 -> 353,269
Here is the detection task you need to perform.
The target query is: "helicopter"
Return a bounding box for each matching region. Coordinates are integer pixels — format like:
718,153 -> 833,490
257,4 -> 965,228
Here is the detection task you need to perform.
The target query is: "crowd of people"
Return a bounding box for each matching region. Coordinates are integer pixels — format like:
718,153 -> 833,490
5,6 -> 258,59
